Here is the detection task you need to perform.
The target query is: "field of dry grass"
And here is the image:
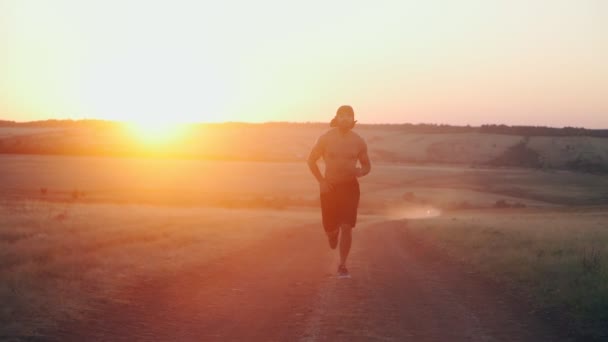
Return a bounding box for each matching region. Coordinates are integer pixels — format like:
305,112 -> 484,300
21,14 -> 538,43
1,155 -> 606,209
0,128 -> 63,138
0,201 -> 319,338
1,155 -> 607,339
408,209 -> 608,339
1,125 -> 607,170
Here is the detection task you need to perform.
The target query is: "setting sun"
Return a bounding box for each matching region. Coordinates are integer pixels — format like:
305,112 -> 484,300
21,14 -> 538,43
126,120 -> 188,145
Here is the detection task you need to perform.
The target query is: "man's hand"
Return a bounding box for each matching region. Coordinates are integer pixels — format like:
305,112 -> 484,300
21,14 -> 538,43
354,167 -> 369,178
319,179 -> 334,193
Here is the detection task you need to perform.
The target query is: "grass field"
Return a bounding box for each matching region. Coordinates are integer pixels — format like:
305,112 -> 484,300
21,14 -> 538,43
0,201 -> 320,337
1,125 -> 607,170
0,127 -> 63,138
1,154 -> 607,339
1,155 -> 606,208
408,209 -> 608,339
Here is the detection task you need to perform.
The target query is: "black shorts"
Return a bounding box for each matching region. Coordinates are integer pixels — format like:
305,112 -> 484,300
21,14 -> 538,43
320,179 -> 360,232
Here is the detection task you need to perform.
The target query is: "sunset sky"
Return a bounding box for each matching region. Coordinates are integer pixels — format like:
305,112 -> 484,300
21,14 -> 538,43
0,0 -> 606,128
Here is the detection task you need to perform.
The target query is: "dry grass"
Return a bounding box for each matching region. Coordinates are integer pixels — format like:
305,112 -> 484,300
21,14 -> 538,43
1,155 -> 607,339
0,127 -> 63,138
407,209 -> 608,339
368,132 -> 522,164
529,136 -> 608,168
1,125 -> 607,169
0,201 -> 318,338
1,155 -> 606,211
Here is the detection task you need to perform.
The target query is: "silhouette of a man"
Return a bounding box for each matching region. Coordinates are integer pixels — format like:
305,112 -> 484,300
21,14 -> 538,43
307,105 -> 372,278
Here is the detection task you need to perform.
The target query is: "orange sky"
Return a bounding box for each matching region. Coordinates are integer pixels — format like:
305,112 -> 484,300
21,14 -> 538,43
0,0 -> 606,128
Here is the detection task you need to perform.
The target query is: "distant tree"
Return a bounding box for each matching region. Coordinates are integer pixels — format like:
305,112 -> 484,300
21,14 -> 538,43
487,139 -> 541,168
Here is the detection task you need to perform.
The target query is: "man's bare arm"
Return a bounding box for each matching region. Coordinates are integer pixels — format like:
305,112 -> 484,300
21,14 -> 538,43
357,142 -> 371,177
307,137 -> 325,183
308,140 -> 334,193
307,154 -> 324,183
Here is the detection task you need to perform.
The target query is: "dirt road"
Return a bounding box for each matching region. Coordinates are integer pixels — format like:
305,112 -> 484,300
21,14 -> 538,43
50,219 -> 570,341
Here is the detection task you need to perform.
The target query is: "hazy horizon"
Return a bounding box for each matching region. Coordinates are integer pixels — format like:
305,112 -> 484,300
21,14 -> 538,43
2,117 -> 608,130
1,0 -> 607,128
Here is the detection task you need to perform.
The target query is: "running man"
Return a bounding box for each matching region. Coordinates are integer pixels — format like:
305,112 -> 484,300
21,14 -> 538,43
307,105 -> 372,278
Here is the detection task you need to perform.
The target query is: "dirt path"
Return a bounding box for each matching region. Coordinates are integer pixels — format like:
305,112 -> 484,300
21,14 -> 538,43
49,219 -> 570,341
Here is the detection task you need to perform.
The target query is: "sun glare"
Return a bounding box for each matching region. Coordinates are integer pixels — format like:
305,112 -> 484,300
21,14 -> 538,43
126,120 -> 187,145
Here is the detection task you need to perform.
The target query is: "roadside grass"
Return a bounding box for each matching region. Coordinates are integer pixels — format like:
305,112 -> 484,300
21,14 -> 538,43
0,201 -> 318,338
407,209 -> 608,340
2,156 -> 606,214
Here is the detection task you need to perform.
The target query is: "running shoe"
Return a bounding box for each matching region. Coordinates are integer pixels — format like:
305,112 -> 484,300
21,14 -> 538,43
337,264 -> 351,278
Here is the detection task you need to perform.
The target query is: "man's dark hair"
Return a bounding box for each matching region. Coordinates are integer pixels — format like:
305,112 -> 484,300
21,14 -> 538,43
330,105 -> 356,128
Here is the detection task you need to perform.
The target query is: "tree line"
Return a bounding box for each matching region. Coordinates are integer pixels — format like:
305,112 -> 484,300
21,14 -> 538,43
1,120 -> 607,137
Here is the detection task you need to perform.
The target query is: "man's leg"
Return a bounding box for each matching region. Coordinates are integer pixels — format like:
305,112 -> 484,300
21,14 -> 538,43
326,228 -> 339,249
339,224 -> 353,266
320,188 -> 338,249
